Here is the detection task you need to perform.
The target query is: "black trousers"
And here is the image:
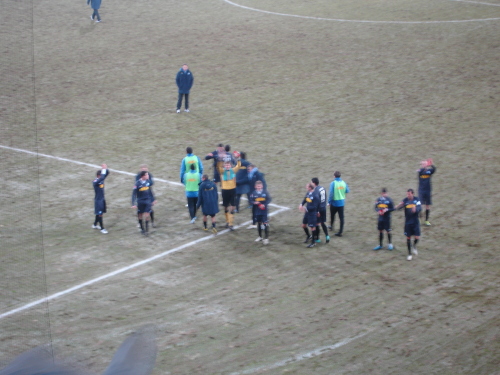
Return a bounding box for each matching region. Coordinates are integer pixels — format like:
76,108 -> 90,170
330,206 -> 344,233
177,93 -> 189,110
187,197 -> 198,219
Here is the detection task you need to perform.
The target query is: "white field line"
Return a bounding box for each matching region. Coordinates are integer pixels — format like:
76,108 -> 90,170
229,330 -> 371,375
0,207 -> 289,321
451,0 -> 500,6
223,0 -> 500,23
0,144 -> 288,209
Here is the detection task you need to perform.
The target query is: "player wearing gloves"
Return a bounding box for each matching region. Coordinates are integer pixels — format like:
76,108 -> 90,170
249,180 -> 272,245
394,189 -> 422,261
373,188 -> 395,251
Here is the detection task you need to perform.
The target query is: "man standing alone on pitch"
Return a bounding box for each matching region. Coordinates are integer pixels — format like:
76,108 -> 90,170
328,171 -> 349,237
417,158 -> 436,226
176,64 -> 194,113
92,163 -> 109,234
87,0 -> 102,22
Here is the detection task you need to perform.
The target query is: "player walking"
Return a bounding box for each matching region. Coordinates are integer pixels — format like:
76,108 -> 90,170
249,180 -> 272,245
311,178 -> 329,243
394,189 -> 422,261
300,183 -> 320,248
373,188 -> 394,251
418,158 -> 436,226
131,171 -> 156,236
92,163 -> 109,234
196,175 -> 219,234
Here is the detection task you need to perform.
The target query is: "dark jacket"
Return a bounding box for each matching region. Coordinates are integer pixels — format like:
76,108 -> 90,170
87,0 -> 102,9
196,180 -> 219,215
235,159 -> 251,194
176,68 -> 194,94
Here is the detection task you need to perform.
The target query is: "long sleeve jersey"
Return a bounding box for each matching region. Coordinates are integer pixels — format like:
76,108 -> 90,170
93,169 -> 109,201
374,196 -> 394,220
249,189 -> 272,213
418,165 -> 436,192
400,196 -> 422,225
131,178 -> 155,205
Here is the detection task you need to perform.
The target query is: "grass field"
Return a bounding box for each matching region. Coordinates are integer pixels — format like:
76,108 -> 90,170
1,0 -> 499,374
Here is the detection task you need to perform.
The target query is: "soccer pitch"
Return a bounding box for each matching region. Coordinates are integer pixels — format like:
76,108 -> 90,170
1,0 -> 499,374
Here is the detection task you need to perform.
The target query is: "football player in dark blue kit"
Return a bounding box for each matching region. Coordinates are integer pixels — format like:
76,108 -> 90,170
417,158 -> 436,226
311,178 -> 329,244
249,180 -> 272,245
135,165 -> 156,228
395,189 -> 422,261
131,171 -> 156,236
373,188 -> 394,251
299,182 -> 320,248
92,163 -> 109,234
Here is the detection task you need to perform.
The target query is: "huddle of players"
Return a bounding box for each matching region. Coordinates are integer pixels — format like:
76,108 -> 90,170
203,144 -> 272,243
373,158 -> 436,261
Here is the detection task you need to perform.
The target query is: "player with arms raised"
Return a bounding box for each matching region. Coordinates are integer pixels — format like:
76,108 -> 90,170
418,158 -> 436,226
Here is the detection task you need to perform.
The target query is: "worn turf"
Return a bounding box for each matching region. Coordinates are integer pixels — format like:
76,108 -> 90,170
1,0 -> 499,374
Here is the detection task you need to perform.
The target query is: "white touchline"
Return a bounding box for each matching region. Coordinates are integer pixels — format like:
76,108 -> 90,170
0,207 -> 289,321
0,144 -> 288,210
223,0 -> 500,23
229,330 -> 371,375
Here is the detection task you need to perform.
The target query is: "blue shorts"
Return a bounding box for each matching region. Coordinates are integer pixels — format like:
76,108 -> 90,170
255,213 -> 268,224
419,190 -> 432,205
137,201 -> 153,214
404,223 -> 421,237
303,211 -> 318,228
94,199 -> 106,215
377,218 -> 391,232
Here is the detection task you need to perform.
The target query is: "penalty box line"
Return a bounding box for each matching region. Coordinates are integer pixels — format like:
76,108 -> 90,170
0,207 -> 290,321
0,144 -> 288,210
